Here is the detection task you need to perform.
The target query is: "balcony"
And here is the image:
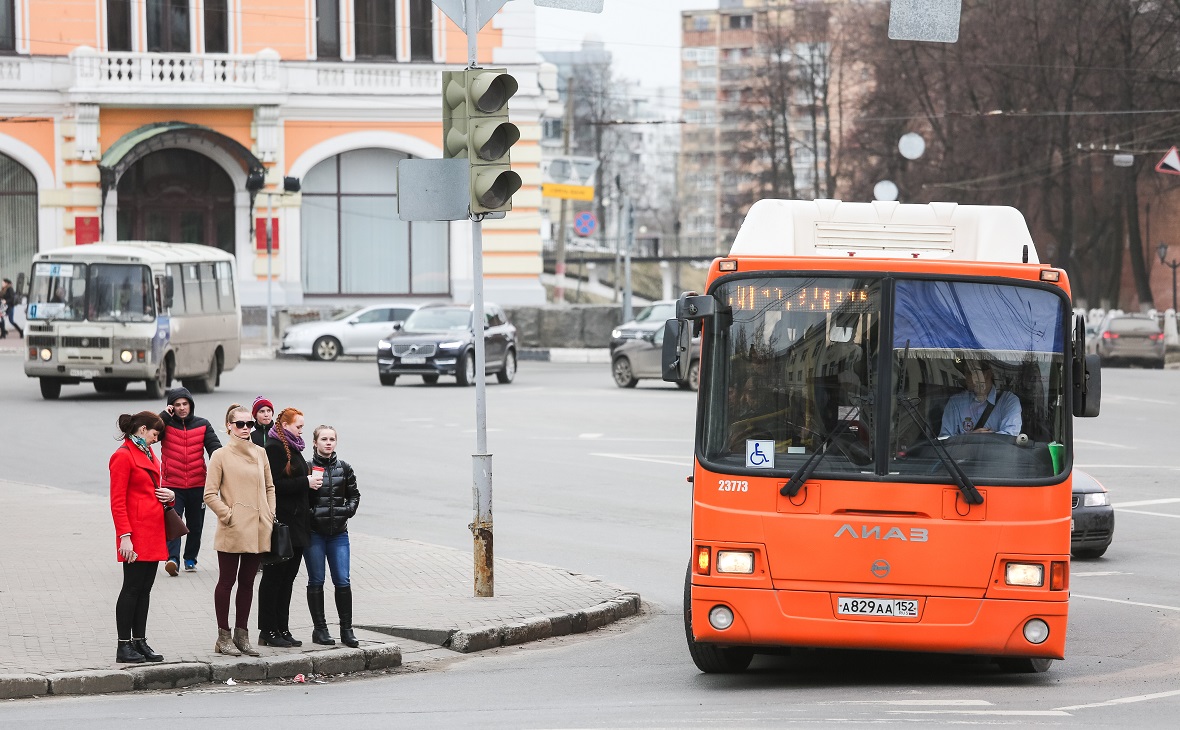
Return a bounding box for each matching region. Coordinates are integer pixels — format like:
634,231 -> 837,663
61,47 -> 441,101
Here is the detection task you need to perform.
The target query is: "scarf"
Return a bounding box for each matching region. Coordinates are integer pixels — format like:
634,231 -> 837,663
130,434 -> 155,461
269,424 -> 305,452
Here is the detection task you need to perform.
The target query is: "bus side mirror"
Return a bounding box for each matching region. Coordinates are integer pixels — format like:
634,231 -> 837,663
1073,353 -> 1101,418
662,319 -> 692,383
162,276 -> 175,309
676,294 -> 716,320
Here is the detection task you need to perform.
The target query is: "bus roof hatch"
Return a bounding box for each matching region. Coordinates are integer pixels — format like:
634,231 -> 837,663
729,199 -> 1039,264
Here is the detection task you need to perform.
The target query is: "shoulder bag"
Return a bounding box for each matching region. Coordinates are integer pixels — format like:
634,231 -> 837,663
262,520 -> 293,565
164,506 -> 189,540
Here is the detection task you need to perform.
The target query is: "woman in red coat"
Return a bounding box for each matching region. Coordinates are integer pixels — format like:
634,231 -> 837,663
110,411 -> 174,663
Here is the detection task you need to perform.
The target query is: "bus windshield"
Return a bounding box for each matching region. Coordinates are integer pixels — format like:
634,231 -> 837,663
28,262 -> 155,323
701,276 -> 1068,483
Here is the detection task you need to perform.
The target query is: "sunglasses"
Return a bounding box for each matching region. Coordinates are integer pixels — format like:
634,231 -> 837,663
230,420 -> 256,429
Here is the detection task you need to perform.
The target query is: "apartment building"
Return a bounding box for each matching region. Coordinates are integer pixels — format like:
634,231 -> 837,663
0,0 -> 547,307
680,0 -> 845,255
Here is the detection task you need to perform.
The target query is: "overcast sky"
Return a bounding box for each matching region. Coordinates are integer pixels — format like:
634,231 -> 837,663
533,0 -> 719,94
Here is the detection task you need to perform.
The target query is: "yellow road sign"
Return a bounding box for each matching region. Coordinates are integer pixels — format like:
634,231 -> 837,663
542,182 -> 594,201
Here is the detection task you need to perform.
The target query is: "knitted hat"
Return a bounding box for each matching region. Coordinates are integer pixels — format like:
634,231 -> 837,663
251,396 -> 274,418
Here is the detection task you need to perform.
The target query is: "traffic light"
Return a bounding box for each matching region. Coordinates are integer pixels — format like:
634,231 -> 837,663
440,67 -> 523,215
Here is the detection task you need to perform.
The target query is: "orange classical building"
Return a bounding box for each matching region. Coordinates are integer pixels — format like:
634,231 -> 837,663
0,0 -> 546,306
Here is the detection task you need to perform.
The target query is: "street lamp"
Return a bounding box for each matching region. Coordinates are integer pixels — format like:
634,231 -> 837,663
1157,242 -> 1180,312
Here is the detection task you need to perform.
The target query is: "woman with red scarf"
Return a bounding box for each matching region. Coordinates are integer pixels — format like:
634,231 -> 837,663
110,411 -> 174,663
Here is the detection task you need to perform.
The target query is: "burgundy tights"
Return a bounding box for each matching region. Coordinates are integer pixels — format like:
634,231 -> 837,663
214,551 -> 263,631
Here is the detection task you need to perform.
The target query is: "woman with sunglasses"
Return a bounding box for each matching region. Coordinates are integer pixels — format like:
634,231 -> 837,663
204,404 -> 275,657
258,406 -> 319,648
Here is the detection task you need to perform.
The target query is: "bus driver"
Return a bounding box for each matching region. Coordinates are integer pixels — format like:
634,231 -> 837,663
939,361 -> 1022,437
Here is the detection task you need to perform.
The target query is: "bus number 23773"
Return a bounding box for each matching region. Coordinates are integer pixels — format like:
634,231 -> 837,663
718,480 -> 749,492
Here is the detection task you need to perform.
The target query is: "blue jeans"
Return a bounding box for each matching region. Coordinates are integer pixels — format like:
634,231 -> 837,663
304,531 -> 350,588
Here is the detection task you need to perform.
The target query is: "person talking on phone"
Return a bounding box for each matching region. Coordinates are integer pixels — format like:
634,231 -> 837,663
110,411 -> 174,663
158,387 -> 221,576
257,407 -> 317,648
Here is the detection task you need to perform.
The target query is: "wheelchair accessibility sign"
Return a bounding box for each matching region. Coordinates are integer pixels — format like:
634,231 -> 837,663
746,440 -> 775,469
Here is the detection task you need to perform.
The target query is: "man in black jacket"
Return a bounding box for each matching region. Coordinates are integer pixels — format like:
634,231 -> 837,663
0,278 -> 21,339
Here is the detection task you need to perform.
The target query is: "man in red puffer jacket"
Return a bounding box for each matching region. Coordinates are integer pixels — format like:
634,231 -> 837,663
158,387 -> 222,576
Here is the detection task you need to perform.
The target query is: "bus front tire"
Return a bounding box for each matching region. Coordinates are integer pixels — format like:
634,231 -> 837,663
145,360 -> 170,399
185,355 -> 220,394
997,657 -> 1053,673
39,378 -> 62,400
683,567 -> 754,673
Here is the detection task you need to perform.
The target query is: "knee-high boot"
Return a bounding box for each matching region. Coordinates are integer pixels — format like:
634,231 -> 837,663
308,586 -> 334,645
336,586 -> 358,648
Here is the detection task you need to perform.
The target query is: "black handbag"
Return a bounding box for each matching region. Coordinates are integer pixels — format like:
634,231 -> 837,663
262,520 -> 293,565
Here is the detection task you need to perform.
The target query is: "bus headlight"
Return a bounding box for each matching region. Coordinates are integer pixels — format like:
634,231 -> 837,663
1005,562 -> 1044,587
716,550 -> 755,574
120,349 -> 134,363
40,348 -> 52,361
708,605 -> 734,630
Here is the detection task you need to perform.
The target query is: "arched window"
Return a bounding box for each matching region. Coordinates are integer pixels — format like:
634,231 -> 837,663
0,152 -> 37,282
301,148 -> 449,295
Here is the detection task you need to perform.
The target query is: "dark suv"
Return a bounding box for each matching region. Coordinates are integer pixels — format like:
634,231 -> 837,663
376,303 -> 517,386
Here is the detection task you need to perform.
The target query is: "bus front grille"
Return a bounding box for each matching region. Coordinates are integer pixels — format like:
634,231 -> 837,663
61,336 -> 111,348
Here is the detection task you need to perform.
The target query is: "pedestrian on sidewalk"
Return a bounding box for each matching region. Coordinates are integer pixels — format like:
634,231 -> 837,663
204,403 -> 275,657
158,387 -> 222,576
258,407 -> 317,648
306,425 -> 361,647
250,396 -> 275,447
110,411 -> 174,664
1,277 -> 21,339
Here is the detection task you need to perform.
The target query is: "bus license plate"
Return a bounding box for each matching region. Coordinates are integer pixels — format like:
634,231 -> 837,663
69,369 -> 101,379
400,356 -> 427,365
837,597 -> 918,618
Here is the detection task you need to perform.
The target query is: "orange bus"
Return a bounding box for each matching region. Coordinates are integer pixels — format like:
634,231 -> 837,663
663,200 -> 1101,674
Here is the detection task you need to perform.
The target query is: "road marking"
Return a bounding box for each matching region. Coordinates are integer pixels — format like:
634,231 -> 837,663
1075,464 -> 1180,470
887,710 -> 1071,718
592,453 -> 688,467
1074,594 -> 1180,612
1055,688 -> 1180,711
578,433 -> 604,439
1102,394 -> 1176,406
1075,438 -> 1134,449
1072,571 -> 1131,577
840,700 -> 992,706
1113,498 -> 1180,507
1116,508 -> 1180,519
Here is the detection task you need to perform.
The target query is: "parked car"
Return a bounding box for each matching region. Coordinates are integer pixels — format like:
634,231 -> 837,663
610,326 -> 701,390
376,303 -> 517,386
1071,469 -> 1114,559
280,304 -> 419,361
1089,314 -> 1165,368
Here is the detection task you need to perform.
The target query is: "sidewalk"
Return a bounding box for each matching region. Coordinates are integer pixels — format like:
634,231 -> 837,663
0,480 -> 639,698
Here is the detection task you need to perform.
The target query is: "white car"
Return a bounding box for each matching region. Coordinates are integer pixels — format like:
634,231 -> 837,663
280,304 -> 420,361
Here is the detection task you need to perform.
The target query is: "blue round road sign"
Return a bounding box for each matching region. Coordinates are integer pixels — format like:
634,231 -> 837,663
573,211 -> 598,237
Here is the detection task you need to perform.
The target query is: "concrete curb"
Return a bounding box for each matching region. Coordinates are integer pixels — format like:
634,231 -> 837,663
360,591 -> 641,654
0,643 -> 402,699
519,348 -> 611,364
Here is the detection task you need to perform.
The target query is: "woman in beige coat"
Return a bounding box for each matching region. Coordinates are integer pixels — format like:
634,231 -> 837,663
204,403 -> 275,657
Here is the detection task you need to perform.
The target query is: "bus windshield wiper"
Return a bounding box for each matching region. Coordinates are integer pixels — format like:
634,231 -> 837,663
780,395 -> 869,498
895,395 -> 983,505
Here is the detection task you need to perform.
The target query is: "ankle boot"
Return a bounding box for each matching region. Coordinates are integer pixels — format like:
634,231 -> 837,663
214,628 -> 241,656
233,628 -> 260,656
116,639 -> 145,663
258,630 -> 293,648
132,638 -> 164,662
307,586 -> 334,645
336,586 -> 359,648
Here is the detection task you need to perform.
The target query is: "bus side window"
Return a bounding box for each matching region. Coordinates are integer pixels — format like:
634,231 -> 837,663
167,264 -> 185,315
216,261 -> 235,312
183,264 -> 202,314
199,263 -> 217,313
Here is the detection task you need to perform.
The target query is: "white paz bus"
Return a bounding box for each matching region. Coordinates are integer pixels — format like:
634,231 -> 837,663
23,241 -> 241,399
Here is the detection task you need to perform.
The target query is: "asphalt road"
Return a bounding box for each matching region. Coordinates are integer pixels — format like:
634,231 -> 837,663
2,356 -> 1179,727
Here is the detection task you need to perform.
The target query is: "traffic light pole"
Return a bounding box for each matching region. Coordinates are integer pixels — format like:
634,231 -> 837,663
465,2 -> 493,598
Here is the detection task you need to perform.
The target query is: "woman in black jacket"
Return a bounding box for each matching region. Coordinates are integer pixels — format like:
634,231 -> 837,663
305,425 -> 361,647
257,407 -> 319,648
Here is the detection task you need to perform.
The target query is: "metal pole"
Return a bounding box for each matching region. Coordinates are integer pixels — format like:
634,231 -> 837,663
465,0 -> 493,598
613,176 -> 623,303
1171,261 -> 1178,312
266,193 -> 273,352
623,200 -> 634,323
554,77 -> 574,304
